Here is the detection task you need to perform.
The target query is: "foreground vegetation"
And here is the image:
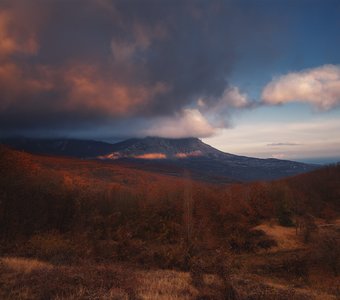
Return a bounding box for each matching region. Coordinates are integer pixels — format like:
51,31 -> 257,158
0,146 -> 339,299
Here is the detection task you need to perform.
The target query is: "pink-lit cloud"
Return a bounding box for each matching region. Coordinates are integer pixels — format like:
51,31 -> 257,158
63,64 -> 170,117
262,64 -> 340,110
0,0 -> 288,139
0,8 -> 38,57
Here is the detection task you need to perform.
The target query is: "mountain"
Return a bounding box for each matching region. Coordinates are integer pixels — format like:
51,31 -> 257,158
0,137 -> 318,182
95,137 -> 319,181
98,136 -> 230,159
0,137 -> 115,158
0,136 -> 227,159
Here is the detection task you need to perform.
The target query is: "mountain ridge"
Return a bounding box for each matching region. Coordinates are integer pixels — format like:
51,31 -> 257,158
0,136 -> 318,182
99,136 -> 234,160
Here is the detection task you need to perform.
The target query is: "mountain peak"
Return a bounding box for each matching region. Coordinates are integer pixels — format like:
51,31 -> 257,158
108,136 -> 223,159
0,136 -> 318,181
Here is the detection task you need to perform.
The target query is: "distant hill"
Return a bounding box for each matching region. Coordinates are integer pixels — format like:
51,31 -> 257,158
0,138 -> 116,158
0,137 -> 318,182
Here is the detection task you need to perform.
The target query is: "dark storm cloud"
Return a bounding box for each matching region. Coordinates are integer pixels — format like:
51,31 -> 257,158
0,0 -> 281,137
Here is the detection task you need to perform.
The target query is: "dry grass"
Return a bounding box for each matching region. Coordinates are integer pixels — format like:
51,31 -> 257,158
254,223 -> 303,251
1,257 -> 52,273
0,258 -> 138,300
1,256 -> 339,300
259,276 -> 337,300
137,269 -> 197,299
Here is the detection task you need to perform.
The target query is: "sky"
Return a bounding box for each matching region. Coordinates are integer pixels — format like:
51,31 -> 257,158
0,0 -> 340,163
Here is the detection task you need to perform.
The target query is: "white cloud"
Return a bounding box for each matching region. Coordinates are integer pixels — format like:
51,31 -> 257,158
144,108 -> 216,138
219,86 -> 250,108
143,86 -> 252,139
262,64 -> 340,110
199,86 -> 251,111
196,85 -> 252,128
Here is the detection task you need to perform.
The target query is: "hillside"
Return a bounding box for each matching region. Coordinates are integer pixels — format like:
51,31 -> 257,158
0,137 -> 318,182
0,147 -> 339,299
0,137 -> 116,158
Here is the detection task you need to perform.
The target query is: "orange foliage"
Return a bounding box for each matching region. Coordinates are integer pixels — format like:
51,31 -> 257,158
0,146 -> 339,268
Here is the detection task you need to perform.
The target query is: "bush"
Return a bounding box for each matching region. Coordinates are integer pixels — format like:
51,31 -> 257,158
227,228 -> 277,253
189,251 -> 240,300
312,231 -> 340,276
255,253 -> 309,283
24,232 -> 78,264
0,260 -> 140,300
277,209 -> 294,227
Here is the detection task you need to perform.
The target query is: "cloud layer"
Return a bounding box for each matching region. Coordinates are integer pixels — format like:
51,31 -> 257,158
262,65 -> 340,110
2,0 -> 337,140
0,0 -> 278,138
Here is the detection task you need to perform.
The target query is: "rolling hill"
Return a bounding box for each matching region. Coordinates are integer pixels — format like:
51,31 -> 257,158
1,146 -> 339,299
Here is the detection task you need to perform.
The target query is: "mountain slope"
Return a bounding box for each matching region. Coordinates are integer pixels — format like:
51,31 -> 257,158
100,136 -> 231,159
1,146 -> 339,300
0,137 -> 318,182
97,137 -> 318,181
0,138 -> 116,158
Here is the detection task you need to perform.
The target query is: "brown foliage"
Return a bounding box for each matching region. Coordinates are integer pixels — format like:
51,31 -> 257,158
0,259 -> 139,300
311,230 -> 340,276
0,147 -> 339,283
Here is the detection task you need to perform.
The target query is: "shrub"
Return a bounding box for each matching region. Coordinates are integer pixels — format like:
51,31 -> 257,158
312,231 -> 340,276
277,209 -> 294,227
0,260 -> 140,300
24,232 -> 78,264
189,252 -> 240,300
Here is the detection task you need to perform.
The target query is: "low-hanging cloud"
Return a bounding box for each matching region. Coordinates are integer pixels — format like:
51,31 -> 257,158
144,109 -> 216,139
262,64 -> 340,110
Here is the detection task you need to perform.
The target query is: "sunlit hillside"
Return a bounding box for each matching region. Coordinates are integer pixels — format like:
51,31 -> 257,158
0,147 -> 339,299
